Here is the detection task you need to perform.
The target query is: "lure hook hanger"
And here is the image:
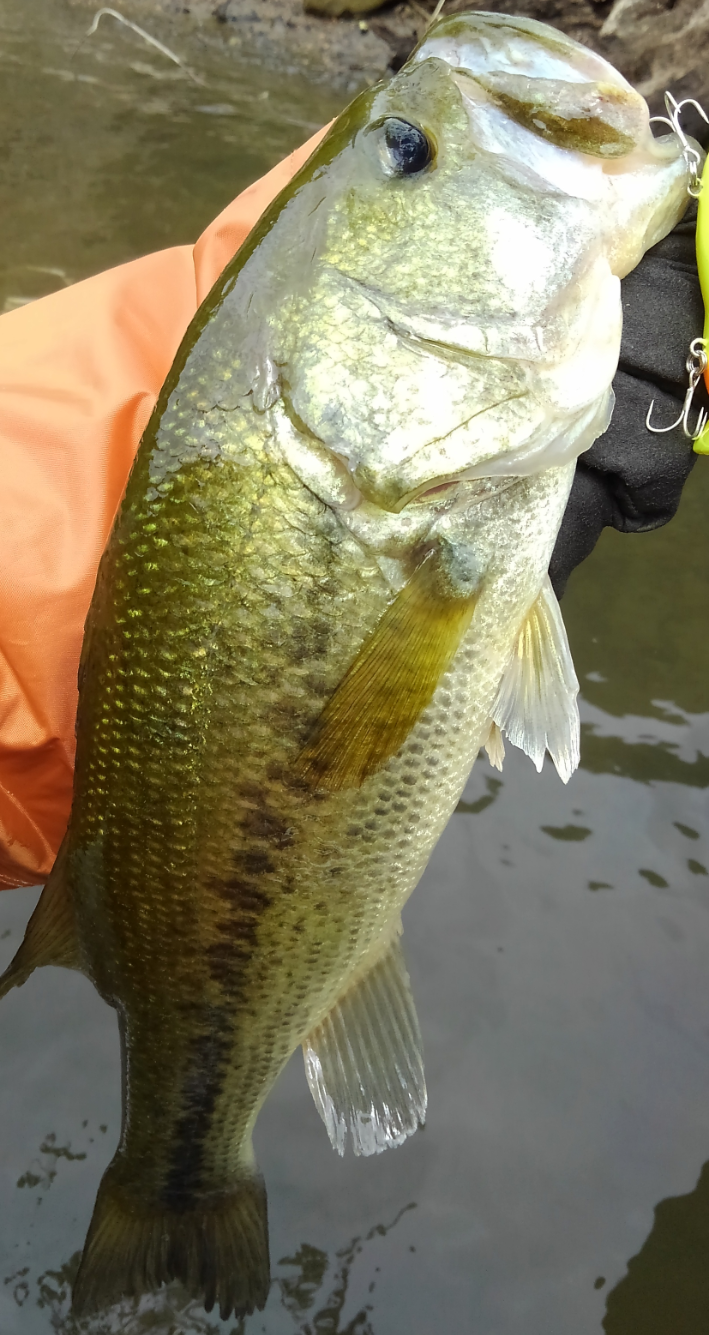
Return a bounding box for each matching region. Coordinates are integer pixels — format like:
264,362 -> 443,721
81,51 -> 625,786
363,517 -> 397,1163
646,337 -> 709,439
649,92 -> 709,197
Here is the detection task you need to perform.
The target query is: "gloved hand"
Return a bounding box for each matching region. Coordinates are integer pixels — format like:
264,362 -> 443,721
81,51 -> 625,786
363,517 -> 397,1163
549,204 -> 705,597
0,128 -> 703,889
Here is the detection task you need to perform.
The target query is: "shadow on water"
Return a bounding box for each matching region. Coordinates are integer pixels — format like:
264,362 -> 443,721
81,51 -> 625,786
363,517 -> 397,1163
603,1163 -> 709,1335
3,1196 -> 415,1335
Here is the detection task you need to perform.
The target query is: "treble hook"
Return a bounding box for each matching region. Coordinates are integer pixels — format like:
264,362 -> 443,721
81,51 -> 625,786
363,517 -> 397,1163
650,92 -> 709,197
646,337 -> 709,439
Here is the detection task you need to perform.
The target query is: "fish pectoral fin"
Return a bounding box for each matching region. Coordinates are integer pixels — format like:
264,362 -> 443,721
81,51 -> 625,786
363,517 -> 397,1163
0,836 -> 84,999
296,550 -> 476,791
302,931 -> 426,1157
491,575 -> 580,784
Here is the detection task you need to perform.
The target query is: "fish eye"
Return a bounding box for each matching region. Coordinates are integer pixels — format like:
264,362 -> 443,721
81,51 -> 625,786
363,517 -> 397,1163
381,118 -> 433,177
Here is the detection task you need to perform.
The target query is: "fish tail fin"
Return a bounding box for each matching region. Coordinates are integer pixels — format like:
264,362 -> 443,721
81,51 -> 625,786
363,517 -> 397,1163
71,1160 -> 270,1321
0,837 -> 83,1000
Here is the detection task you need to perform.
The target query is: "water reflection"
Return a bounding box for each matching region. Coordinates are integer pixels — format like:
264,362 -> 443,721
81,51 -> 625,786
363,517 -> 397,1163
540,823 -> 592,842
456,774 -> 502,815
579,726 -> 709,787
277,1204 -> 415,1335
3,1202 -> 415,1334
604,1162 -> 709,1335
16,1133 -> 89,1193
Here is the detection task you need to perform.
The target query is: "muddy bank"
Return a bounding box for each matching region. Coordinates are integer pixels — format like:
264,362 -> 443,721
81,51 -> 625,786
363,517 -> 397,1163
69,0 -> 415,92
69,0 -> 709,109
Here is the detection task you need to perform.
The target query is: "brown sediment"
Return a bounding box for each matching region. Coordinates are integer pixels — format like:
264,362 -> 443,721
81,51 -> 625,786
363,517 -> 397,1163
68,0 -> 420,93
69,0 -> 709,109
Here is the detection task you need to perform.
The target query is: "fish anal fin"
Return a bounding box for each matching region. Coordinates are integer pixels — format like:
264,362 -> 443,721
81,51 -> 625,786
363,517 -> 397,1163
296,551 -> 476,791
303,932 -> 426,1157
0,836 -> 84,999
492,575 -> 580,783
483,720 -> 505,771
72,1160 -> 269,1321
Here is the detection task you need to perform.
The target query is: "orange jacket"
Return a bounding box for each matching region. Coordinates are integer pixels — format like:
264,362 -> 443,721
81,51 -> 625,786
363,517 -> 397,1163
0,128 -> 328,890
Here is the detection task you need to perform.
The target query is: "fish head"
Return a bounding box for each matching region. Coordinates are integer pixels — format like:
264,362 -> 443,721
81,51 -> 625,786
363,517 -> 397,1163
237,14 -> 694,514
411,11 -> 697,271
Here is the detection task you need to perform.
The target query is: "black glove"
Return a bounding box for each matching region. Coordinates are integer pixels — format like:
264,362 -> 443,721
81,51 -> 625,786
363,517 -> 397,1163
549,202 -> 705,597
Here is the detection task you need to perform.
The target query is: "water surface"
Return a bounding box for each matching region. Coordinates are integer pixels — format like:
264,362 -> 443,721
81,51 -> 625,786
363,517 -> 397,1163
0,0 -> 343,312
1,3 -> 709,1332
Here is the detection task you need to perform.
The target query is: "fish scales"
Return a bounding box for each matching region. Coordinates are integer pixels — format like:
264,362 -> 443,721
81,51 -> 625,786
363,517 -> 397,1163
76,389 -> 562,1193
0,10 -> 695,1320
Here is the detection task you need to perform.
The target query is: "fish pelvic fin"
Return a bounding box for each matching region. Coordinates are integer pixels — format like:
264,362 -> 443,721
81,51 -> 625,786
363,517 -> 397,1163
0,836 -> 84,999
303,929 -> 427,1156
492,575 -> 580,783
296,550 -> 477,791
72,1159 -> 270,1322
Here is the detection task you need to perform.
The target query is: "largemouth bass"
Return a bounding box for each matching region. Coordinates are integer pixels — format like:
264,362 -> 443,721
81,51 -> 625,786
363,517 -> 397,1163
0,11 -> 692,1321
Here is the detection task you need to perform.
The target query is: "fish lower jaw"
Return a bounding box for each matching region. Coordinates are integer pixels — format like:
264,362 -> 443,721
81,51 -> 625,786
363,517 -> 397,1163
461,387 -> 615,481
273,366 -> 608,570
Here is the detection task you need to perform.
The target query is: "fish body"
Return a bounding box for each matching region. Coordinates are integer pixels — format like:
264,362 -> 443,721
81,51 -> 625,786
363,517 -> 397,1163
1,12 -> 692,1320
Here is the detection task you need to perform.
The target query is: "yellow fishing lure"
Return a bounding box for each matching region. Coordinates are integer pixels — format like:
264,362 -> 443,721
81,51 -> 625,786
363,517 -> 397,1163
694,148 -> 709,453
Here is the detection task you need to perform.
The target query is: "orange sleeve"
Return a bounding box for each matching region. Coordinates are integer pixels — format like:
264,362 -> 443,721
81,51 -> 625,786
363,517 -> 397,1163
0,127 -> 329,890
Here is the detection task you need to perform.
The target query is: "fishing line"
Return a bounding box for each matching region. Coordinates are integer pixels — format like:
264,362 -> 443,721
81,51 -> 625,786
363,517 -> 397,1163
72,7 -> 202,84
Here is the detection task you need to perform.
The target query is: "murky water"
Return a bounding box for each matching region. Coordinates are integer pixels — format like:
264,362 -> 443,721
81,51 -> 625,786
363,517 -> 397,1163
0,0 -> 343,313
2,2 -> 709,1333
